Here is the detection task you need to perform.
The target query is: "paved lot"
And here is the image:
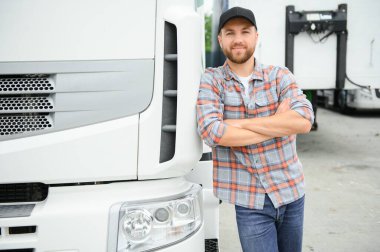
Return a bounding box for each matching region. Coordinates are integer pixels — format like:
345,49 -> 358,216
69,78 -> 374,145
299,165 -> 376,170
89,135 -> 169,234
219,108 -> 380,252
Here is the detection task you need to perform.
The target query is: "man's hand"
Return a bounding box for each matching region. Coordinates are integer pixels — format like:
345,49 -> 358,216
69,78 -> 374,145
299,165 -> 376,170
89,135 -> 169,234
275,98 -> 291,114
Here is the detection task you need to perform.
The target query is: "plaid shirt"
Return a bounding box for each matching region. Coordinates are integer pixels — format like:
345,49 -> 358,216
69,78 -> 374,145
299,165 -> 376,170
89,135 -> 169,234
196,60 -> 314,209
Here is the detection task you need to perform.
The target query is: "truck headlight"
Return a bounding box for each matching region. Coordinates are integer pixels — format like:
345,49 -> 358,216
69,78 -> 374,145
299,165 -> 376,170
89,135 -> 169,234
116,184 -> 202,251
122,209 -> 153,243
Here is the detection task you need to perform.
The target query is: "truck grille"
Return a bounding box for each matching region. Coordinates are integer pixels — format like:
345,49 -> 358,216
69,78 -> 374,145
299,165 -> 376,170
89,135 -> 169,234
0,75 -> 55,138
0,183 -> 48,203
0,96 -> 54,112
0,114 -> 52,136
0,75 -> 54,93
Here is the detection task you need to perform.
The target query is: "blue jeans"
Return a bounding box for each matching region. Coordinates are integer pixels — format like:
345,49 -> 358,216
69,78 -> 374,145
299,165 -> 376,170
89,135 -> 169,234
235,194 -> 305,252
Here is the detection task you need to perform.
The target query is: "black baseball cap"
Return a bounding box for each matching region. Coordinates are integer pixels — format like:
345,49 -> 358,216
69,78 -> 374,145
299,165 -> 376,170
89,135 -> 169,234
218,7 -> 257,33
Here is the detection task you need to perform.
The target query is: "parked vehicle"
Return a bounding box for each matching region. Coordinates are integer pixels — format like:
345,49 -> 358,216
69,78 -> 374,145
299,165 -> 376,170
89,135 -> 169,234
0,0 -> 219,251
317,88 -> 380,113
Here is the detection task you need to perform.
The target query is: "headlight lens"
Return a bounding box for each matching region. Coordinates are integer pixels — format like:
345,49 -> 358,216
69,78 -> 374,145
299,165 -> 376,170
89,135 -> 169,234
117,184 -> 202,251
154,207 -> 171,223
176,201 -> 191,216
122,209 -> 153,243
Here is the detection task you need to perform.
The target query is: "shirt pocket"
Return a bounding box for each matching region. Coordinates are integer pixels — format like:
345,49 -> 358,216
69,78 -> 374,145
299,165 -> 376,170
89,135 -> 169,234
253,89 -> 279,116
223,90 -> 244,119
255,87 -> 279,105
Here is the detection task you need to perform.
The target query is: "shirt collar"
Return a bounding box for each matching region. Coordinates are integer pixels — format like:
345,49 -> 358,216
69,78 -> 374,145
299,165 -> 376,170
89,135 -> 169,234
222,58 -> 264,81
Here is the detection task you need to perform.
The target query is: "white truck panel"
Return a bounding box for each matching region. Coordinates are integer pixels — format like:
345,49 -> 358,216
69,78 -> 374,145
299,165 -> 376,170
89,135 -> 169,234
0,178 -> 204,251
230,0 -> 380,89
138,0 -> 203,179
186,160 -> 220,239
0,0 -> 156,61
0,116 -> 138,184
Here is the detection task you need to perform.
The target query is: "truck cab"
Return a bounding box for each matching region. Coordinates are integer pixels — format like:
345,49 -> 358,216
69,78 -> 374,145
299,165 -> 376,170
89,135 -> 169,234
0,0 -> 218,251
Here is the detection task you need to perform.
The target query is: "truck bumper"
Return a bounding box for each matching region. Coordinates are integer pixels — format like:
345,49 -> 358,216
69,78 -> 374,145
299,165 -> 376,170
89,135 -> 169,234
0,178 -> 204,252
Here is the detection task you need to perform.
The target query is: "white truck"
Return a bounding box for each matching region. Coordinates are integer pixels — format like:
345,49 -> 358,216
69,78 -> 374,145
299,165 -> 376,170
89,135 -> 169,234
0,0 -> 219,251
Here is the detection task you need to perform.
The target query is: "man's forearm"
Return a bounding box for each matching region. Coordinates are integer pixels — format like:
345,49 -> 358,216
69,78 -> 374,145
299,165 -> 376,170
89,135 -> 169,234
227,110 -> 312,137
218,125 -> 273,147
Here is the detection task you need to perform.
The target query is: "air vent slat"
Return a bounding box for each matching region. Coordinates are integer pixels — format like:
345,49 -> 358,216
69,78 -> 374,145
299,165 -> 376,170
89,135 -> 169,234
164,54 -> 178,61
162,125 -> 176,133
163,90 -> 177,98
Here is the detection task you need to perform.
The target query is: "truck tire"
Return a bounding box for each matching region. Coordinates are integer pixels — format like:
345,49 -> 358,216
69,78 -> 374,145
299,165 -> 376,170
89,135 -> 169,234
337,90 -> 352,114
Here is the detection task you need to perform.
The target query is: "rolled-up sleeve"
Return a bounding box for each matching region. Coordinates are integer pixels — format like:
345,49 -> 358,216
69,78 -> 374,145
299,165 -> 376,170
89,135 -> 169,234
278,68 -> 315,125
196,69 -> 227,147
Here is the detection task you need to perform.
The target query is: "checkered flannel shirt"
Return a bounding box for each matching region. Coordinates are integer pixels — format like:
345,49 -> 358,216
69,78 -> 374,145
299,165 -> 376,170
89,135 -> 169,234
196,60 -> 314,209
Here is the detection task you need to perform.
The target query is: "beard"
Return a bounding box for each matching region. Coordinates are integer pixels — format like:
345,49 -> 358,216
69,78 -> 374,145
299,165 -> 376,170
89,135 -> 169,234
222,45 -> 254,64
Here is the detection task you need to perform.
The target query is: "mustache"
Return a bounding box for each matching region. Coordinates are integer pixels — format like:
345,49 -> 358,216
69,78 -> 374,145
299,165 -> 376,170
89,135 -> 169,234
231,43 -> 246,48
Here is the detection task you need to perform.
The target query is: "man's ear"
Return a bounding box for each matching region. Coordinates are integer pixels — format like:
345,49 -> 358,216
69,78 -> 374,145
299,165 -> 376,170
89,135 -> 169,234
217,35 -> 222,48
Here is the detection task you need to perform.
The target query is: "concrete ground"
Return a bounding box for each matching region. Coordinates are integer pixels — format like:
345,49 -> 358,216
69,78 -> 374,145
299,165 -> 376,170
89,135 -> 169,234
219,107 -> 380,252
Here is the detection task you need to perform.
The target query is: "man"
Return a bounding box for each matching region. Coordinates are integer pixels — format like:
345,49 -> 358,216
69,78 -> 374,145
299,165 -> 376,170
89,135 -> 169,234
196,7 -> 314,252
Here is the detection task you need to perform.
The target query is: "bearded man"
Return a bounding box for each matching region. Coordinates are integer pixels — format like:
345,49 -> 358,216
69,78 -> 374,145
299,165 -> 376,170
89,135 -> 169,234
196,7 -> 314,252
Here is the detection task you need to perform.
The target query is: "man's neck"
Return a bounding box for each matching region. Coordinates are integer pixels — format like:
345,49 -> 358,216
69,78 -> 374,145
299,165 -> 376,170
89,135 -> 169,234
227,55 -> 255,77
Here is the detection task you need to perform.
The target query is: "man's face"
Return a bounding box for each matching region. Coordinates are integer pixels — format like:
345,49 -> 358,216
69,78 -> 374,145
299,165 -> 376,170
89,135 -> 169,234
218,18 -> 258,64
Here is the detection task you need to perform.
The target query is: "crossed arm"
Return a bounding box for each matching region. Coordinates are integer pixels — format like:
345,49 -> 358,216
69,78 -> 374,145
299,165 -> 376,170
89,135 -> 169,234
219,98 -> 312,147
196,68 -> 314,148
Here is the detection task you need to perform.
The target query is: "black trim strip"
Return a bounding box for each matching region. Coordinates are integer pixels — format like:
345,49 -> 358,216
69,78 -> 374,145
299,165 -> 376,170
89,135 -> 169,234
375,89 -> 380,98
0,183 -> 48,203
160,22 -> 178,163
9,226 -> 36,235
200,152 -> 212,161
0,249 -> 34,252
